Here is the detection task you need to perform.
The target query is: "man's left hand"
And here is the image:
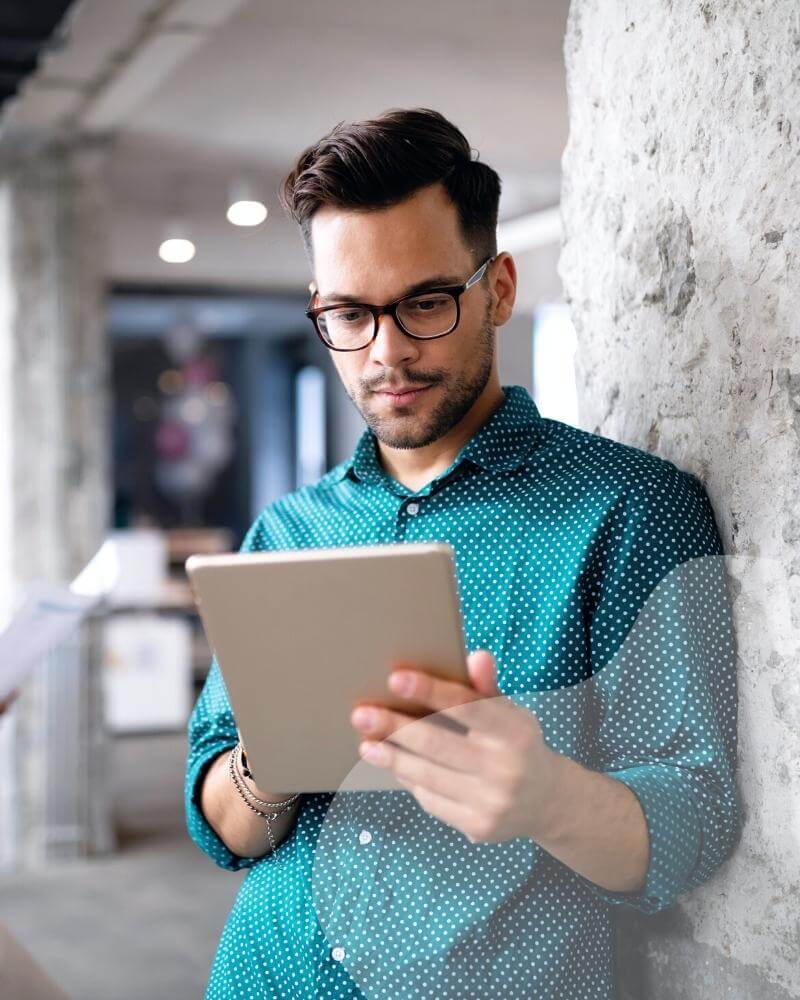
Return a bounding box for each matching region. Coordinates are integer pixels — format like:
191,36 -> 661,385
350,651 -> 560,845
0,689 -> 19,716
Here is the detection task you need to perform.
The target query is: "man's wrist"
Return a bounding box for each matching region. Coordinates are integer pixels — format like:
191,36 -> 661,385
528,748 -> 578,846
525,750 -> 651,893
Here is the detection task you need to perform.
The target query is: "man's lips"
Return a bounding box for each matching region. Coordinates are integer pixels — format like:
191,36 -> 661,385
373,384 -> 434,405
373,384 -> 432,394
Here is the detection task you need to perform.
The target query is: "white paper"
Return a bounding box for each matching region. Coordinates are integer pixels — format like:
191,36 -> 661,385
70,538 -> 121,599
0,541 -> 121,701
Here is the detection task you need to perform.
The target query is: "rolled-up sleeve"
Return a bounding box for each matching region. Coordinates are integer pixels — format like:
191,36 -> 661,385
578,467 -> 743,914
184,507 -> 302,871
184,655 -> 256,871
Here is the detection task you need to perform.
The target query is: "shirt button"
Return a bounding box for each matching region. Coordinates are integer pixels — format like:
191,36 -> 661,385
358,829 -> 372,845
331,946 -> 346,962
406,502 -> 420,515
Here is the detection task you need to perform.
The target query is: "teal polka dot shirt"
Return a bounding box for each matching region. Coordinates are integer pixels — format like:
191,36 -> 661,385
185,385 -> 742,998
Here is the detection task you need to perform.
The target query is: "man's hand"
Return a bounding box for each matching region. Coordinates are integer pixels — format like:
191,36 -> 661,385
0,689 -> 19,716
349,650 -> 560,845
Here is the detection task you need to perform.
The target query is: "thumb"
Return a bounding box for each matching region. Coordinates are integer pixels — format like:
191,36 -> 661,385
467,649 -> 500,697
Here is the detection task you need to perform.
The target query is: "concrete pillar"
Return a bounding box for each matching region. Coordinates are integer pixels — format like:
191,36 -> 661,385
559,3 -> 800,996
0,136 -> 112,869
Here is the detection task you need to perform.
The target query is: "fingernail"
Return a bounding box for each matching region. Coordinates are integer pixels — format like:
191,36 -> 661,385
389,671 -> 413,696
360,741 -> 388,764
352,707 -> 377,730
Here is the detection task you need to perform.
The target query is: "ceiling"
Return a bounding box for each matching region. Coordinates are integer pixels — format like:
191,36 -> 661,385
3,0 -> 571,293
124,0 -> 569,177
0,0 -> 75,112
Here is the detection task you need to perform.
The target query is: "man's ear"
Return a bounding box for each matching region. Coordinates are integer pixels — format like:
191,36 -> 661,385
491,252 -> 517,327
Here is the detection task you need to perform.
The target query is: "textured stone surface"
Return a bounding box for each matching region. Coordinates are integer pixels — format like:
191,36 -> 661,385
559,2 -> 800,997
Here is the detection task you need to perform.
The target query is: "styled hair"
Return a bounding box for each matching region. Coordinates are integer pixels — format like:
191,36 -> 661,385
278,107 -> 501,267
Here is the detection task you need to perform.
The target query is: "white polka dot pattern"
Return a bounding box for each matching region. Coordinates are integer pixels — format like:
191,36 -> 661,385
185,385 -> 742,998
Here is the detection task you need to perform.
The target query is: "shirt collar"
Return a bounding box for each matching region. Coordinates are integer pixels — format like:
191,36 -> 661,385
332,384 -> 545,486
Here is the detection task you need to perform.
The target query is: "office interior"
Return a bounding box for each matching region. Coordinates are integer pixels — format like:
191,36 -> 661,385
0,2 -> 575,997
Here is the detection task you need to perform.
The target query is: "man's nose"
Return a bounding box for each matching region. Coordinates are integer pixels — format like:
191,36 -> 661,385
366,312 -> 420,367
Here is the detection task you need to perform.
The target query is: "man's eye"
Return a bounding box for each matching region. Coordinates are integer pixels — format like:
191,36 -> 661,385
330,307 -> 368,323
405,294 -> 451,312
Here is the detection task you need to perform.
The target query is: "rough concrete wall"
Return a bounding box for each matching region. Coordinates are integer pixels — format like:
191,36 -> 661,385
558,2 -> 800,998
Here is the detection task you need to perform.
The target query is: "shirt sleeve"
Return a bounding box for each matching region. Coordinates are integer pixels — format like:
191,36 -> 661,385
577,466 -> 743,915
184,507 -> 304,871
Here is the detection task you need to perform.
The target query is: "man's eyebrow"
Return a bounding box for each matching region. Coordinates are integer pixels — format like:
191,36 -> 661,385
318,273 -> 463,305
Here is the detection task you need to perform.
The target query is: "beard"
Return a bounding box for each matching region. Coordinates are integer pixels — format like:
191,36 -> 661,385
351,298 -> 496,451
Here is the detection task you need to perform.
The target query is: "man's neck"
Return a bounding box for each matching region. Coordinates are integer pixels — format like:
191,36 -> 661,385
375,382 -> 506,493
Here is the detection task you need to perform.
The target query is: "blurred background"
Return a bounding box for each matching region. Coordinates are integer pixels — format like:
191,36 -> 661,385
0,1 -> 574,996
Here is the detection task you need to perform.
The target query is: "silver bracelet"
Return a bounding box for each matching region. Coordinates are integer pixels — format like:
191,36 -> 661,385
227,743 -> 299,860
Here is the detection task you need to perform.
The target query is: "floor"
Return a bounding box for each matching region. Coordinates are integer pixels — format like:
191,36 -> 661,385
0,733 -> 245,1000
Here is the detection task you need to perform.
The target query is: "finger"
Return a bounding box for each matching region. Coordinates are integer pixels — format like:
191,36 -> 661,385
388,742 -> 487,803
397,776 -> 482,840
388,667 -> 518,734
353,707 -> 484,774
466,650 -> 501,697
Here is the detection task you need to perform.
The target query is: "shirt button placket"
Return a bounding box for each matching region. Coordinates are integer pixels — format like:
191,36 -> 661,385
396,498 -> 422,541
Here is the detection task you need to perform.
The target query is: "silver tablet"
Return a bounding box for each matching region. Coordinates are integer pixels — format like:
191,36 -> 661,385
186,542 -> 469,793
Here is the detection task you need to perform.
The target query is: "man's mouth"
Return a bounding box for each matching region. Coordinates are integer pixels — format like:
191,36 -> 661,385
374,384 -> 433,406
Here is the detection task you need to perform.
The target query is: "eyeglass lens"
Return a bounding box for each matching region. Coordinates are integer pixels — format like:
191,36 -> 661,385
318,291 -> 457,349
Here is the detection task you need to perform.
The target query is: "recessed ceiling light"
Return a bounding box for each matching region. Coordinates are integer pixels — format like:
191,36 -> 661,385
226,199 -> 268,226
227,175 -> 268,227
159,218 -> 196,263
159,237 -> 196,263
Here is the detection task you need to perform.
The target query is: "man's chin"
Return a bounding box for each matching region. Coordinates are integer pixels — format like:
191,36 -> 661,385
361,411 -> 432,450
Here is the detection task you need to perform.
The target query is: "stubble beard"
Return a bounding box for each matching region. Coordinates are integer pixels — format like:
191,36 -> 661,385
351,301 -> 496,451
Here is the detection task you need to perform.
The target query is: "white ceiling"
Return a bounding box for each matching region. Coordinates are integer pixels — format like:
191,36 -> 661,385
124,0 -> 569,174
6,0 -> 571,292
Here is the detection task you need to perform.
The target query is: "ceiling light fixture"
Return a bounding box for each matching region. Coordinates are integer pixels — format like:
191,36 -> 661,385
226,176 -> 268,227
159,219 -> 196,263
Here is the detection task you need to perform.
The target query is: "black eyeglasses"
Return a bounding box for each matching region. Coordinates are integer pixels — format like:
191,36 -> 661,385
305,255 -> 496,352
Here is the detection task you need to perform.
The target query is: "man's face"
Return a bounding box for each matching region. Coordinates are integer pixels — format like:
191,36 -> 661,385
309,182 -> 497,450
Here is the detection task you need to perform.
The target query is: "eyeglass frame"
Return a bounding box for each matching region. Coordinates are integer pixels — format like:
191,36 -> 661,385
304,254 -> 497,352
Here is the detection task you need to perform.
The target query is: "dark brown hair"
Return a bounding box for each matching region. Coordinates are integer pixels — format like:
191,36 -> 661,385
278,107 -> 501,267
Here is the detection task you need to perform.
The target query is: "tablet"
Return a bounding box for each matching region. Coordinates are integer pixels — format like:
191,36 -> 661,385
186,542 -> 469,793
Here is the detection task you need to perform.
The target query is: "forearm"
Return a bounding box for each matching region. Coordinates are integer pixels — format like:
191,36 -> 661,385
531,749 -> 649,893
199,749 -> 301,859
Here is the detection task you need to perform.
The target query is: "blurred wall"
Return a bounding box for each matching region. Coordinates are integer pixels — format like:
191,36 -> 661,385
498,311 -> 535,394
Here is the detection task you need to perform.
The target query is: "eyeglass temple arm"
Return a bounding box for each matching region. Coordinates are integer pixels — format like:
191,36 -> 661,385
464,254 -> 496,290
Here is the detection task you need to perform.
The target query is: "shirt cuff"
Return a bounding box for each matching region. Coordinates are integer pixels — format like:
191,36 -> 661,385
184,742 -> 267,872
577,763 -> 703,915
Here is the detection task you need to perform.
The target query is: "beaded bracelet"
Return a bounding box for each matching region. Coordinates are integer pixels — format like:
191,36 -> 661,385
228,743 -> 300,860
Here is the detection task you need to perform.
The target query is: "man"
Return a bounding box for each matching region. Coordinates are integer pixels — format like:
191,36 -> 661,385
185,108 -> 742,998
